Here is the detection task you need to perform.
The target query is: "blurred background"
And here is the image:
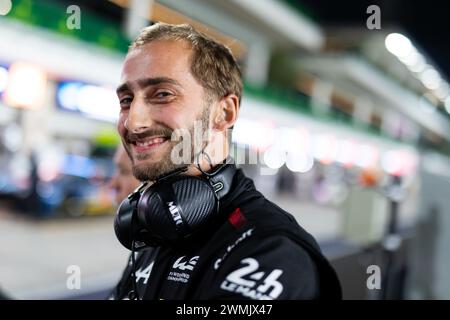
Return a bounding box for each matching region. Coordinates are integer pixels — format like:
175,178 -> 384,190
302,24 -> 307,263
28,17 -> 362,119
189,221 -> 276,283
0,0 -> 449,300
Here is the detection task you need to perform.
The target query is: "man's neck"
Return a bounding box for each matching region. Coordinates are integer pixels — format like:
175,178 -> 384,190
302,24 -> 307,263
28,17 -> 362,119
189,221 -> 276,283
185,155 -> 229,177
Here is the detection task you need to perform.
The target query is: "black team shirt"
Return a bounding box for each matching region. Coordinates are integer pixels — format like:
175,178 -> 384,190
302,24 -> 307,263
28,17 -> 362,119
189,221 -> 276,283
110,165 -> 342,300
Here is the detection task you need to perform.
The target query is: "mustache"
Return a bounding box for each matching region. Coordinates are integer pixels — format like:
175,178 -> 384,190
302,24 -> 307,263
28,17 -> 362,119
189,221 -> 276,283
126,126 -> 173,143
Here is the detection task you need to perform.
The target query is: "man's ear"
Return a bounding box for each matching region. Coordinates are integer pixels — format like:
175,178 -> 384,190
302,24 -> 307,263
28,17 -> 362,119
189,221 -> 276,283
213,94 -> 239,131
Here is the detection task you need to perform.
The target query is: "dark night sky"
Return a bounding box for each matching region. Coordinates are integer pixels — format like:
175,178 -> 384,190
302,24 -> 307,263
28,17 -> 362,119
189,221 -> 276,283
298,0 -> 450,81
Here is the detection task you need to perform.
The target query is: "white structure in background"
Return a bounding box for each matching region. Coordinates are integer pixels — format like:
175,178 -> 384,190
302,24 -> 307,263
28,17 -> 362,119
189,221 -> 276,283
0,6 -> 419,180
300,54 -> 450,140
157,0 -> 324,86
0,17 -> 123,155
234,95 -> 419,176
125,0 -> 153,39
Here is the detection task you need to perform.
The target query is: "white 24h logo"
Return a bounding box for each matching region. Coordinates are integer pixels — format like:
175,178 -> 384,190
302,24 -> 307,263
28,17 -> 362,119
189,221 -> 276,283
225,258 -> 284,299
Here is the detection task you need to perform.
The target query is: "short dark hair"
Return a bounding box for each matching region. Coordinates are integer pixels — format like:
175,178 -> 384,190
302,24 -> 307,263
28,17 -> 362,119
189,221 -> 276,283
130,22 -> 243,103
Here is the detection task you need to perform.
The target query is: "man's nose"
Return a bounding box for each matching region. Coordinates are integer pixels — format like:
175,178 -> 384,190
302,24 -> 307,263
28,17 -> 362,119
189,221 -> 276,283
125,99 -> 153,133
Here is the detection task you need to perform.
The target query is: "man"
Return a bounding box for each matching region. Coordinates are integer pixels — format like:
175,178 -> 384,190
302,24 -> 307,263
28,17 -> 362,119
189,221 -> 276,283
109,144 -> 141,206
111,22 -> 341,300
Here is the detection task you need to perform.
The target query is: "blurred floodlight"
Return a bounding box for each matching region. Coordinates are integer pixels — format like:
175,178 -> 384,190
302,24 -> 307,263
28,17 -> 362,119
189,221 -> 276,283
391,35 -> 450,97
279,127 -> 300,152
399,49 -> 420,66
263,147 -> 286,169
355,144 -> 379,168
56,82 -> 119,122
0,0 -> 12,16
434,83 -> 450,101
400,50 -> 429,75
4,62 -> 47,109
385,33 -> 413,58
381,150 -> 416,176
0,66 -> 8,92
77,85 -> 119,122
407,58 -> 427,73
419,68 -> 442,90
335,139 -> 357,167
233,118 -> 274,151
312,134 -> 338,164
445,96 -> 450,114
286,151 -> 314,173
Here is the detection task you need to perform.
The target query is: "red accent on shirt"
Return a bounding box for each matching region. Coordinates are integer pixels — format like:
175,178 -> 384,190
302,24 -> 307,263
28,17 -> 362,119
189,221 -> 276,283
228,208 -> 247,230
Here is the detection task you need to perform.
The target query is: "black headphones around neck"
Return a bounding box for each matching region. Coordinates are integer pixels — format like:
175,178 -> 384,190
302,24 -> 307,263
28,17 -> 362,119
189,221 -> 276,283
114,158 -> 236,251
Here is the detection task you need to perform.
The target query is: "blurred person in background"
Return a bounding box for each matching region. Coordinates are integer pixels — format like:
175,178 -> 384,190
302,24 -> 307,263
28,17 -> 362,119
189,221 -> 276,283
109,143 -> 141,206
111,22 -> 341,300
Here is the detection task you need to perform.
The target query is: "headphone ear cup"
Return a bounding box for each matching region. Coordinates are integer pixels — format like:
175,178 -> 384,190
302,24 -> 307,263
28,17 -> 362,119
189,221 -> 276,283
137,189 -> 177,244
137,176 -> 218,246
114,197 -> 136,251
171,177 -> 218,227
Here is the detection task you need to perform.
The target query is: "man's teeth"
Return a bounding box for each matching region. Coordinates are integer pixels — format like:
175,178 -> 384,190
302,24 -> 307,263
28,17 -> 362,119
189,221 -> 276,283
136,137 -> 166,147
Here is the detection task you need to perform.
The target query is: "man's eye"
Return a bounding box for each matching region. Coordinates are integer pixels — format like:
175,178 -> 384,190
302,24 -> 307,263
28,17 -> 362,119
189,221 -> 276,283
155,91 -> 172,98
120,97 -> 132,106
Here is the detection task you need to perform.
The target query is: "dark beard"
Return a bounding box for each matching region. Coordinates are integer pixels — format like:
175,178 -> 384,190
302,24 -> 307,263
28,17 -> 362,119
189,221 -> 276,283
131,139 -> 185,181
131,104 -> 211,181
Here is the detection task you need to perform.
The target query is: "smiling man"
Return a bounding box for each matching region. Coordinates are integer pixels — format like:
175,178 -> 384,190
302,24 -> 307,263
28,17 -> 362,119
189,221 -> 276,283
116,26 -> 236,181
110,22 -> 341,300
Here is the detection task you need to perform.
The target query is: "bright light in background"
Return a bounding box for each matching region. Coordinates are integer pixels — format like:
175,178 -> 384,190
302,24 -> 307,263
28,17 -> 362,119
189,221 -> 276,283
263,147 -> 286,169
56,82 -> 119,122
386,32 -> 450,102
445,96 -> 450,113
233,118 -> 275,151
407,58 -> 427,73
381,150 -> 417,176
0,0 -> 12,16
381,151 -> 403,175
385,33 -> 414,58
355,144 -> 379,168
279,127 -> 301,152
419,68 -> 442,90
399,49 -> 422,66
312,134 -> 338,164
434,82 -> 450,101
77,85 -> 119,122
296,127 -> 312,152
381,150 -> 401,176
0,66 -> 8,92
4,62 -> 47,109
336,139 -> 357,167
286,151 -> 314,173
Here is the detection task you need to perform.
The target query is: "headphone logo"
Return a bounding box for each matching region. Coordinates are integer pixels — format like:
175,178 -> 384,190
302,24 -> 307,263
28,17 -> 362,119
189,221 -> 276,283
167,201 -> 183,226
